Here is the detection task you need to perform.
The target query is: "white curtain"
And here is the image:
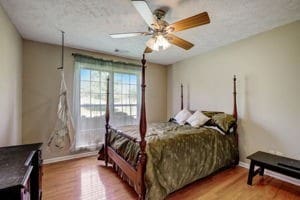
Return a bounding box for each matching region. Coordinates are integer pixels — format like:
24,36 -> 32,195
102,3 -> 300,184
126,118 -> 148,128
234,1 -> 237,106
73,55 -> 141,150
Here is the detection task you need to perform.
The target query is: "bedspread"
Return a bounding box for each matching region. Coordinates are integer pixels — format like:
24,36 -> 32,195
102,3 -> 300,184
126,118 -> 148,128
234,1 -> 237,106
108,122 -> 238,200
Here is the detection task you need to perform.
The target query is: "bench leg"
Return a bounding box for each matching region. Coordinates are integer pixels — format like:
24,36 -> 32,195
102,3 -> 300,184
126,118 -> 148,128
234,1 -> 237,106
259,167 -> 264,176
247,161 -> 255,185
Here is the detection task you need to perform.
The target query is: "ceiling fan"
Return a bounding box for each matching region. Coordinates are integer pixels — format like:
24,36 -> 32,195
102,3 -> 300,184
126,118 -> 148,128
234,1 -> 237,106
109,0 -> 210,53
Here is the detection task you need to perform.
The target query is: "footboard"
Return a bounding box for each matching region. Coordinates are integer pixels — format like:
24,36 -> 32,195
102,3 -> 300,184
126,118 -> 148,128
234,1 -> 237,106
107,145 -> 144,194
103,127 -> 145,198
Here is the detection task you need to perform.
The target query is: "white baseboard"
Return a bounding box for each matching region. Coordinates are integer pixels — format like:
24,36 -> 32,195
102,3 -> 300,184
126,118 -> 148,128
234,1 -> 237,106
239,161 -> 300,186
43,151 -> 98,164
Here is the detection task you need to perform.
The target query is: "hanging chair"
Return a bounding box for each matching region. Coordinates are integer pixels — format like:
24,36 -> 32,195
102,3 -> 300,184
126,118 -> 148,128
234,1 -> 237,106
47,31 -> 75,152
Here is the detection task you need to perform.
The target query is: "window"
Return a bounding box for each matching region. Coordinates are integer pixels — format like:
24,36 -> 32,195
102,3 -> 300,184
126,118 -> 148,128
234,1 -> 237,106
73,55 -> 141,149
80,69 -> 108,118
79,70 -> 139,121
113,73 -> 138,120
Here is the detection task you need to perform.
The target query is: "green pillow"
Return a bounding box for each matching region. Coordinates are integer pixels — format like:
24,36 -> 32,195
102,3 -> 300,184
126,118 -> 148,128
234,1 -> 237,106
212,113 -> 236,133
202,111 -> 224,118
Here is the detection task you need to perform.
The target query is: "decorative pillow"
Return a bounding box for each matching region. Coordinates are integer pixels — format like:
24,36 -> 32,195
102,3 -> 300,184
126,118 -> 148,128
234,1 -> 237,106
174,109 -> 192,125
202,111 -> 224,118
211,113 -> 236,133
186,110 -> 211,127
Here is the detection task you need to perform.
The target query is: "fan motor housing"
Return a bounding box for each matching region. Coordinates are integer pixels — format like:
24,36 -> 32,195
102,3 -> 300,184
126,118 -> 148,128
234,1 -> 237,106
154,9 -> 166,19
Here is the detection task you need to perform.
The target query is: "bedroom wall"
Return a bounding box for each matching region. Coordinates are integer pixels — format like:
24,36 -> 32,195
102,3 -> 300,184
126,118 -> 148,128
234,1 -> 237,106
0,5 -> 22,146
22,40 -> 167,159
167,21 -> 300,163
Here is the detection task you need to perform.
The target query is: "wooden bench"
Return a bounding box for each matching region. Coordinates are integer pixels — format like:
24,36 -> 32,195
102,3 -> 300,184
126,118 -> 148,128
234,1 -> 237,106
247,151 -> 300,185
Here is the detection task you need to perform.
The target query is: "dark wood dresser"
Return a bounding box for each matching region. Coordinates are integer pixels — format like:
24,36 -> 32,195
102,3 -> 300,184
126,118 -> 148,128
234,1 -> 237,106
0,143 -> 42,200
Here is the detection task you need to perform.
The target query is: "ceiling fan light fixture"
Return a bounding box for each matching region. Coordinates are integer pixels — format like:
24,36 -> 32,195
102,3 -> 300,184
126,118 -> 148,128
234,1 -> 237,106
110,1 -> 210,53
146,35 -> 171,51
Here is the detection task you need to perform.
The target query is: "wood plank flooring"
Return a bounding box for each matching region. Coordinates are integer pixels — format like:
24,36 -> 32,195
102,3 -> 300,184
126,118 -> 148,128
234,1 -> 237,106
42,156 -> 300,200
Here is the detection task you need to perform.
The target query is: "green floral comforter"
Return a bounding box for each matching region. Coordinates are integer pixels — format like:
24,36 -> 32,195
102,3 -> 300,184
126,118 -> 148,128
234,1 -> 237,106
108,122 -> 238,200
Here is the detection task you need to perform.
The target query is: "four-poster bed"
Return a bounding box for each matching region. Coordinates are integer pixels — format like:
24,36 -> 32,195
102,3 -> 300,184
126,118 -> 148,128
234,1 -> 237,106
98,54 -> 239,200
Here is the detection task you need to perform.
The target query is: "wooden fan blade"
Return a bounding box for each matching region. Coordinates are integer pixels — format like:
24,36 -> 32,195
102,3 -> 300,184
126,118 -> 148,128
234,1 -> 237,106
167,12 -> 210,33
132,1 -> 154,28
110,32 -> 150,38
167,34 -> 194,50
144,47 -> 153,53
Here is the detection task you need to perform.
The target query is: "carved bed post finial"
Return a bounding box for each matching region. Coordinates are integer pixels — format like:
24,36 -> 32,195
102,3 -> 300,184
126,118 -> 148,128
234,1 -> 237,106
137,54 -> 147,200
233,75 -> 238,120
181,83 -> 183,110
104,76 -> 110,166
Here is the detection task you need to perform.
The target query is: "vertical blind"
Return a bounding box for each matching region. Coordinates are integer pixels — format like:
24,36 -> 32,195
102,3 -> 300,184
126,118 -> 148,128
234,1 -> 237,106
73,54 -> 141,150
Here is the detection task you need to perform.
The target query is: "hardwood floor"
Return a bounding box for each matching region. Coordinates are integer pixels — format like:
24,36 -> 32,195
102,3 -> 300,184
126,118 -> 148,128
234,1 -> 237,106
43,156 -> 300,200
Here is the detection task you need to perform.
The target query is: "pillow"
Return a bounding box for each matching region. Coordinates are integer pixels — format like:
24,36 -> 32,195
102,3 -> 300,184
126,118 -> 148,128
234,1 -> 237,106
202,111 -> 224,118
211,113 -> 236,133
174,109 -> 192,125
186,110 -> 211,127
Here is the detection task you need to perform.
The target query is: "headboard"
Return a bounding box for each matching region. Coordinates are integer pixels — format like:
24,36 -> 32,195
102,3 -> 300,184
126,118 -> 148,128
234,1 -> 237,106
180,75 -> 238,121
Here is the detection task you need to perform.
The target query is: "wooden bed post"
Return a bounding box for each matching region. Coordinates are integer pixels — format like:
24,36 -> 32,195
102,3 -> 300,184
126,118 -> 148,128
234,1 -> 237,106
136,54 -> 147,200
232,75 -> 239,164
233,75 -> 238,120
181,83 -> 183,110
104,77 -> 110,167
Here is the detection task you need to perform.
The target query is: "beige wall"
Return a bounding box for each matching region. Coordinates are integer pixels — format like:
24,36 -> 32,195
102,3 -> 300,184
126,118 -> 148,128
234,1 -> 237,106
167,21 -> 300,162
22,40 -> 167,158
0,5 -> 22,146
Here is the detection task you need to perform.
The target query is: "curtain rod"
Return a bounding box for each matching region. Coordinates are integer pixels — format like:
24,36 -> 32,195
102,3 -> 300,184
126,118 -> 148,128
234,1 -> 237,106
72,53 -> 140,67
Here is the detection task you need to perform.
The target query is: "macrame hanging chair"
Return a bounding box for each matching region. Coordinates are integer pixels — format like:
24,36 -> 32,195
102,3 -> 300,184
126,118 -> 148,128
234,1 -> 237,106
47,31 -> 75,152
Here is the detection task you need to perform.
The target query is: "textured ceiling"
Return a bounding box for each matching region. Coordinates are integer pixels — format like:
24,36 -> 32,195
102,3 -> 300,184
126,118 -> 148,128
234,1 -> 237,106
1,0 -> 300,65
